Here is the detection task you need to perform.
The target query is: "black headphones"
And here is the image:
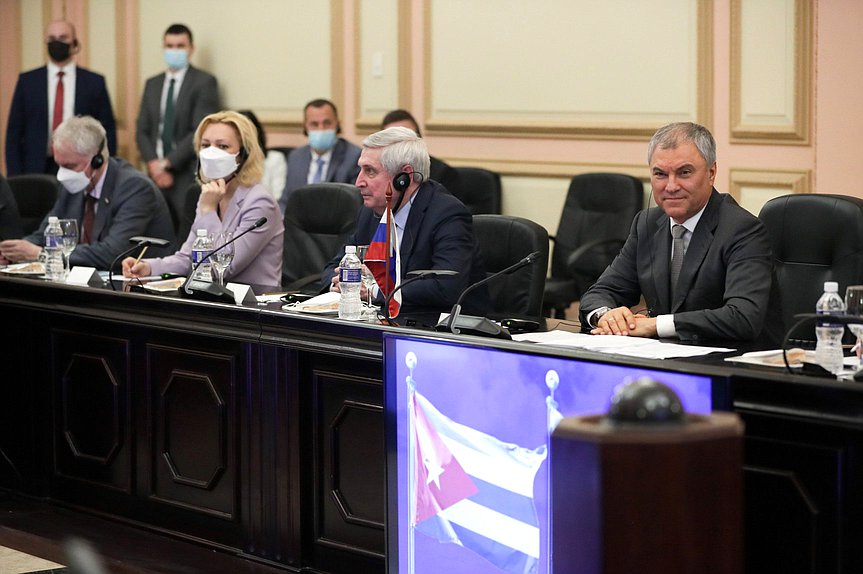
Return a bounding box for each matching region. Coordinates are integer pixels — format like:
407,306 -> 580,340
393,172 -> 412,193
90,138 -> 106,170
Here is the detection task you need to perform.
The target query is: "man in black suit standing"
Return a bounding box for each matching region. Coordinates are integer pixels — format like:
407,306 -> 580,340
579,122 -> 782,347
5,20 -> 116,176
135,23 -> 219,240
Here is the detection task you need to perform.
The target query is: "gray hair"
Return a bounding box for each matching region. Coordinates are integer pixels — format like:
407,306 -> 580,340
647,122 -> 716,167
362,126 -> 431,183
52,115 -> 107,160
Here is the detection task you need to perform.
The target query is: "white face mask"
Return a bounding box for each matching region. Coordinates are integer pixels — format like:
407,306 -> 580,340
56,166 -> 91,194
199,146 -> 240,180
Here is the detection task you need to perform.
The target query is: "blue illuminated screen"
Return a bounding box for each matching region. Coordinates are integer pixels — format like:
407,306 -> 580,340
385,334 -> 715,574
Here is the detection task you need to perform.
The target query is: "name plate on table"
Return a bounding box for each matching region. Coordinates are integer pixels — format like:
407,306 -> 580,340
226,282 -> 256,305
66,266 -> 104,287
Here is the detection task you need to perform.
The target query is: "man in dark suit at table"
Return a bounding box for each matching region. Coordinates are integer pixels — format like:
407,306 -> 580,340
5,20 -> 117,177
0,116 -> 174,269
322,126 -> 489,319
579,122 -> 782,347
278,98 -> 361,213
135,23 -> 219,240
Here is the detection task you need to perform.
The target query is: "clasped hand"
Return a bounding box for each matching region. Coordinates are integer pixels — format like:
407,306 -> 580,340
329,266 -> 372,301
591,306 -> 657,337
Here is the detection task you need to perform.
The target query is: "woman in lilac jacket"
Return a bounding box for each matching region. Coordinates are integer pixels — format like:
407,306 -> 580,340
123,111 -> 283,286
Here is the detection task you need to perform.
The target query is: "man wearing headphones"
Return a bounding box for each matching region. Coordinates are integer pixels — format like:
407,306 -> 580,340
278,98 -> 361,213
5,20 -> 117,176
0,116 -> 174,269
322,127 -> 490,319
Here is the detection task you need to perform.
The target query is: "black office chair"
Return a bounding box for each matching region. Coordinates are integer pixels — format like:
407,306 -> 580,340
543,173 -> 644,318
7,174 -> 58,235
452,167 -> 502,215
759,193 -> 863,342
473,214 -> 549,322
174,182 -> 203,244
282,183 -> 362,291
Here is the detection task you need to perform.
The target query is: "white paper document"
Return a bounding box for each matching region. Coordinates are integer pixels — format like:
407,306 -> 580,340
512,330 -> 734,359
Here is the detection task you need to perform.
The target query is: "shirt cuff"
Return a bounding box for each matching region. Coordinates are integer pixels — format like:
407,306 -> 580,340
586,308 -> 603,328
655,314 -> 677,338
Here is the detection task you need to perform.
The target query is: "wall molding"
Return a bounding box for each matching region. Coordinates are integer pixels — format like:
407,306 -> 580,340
423,0 -> 713,140
446,157 -> 650,182
728,168 -> 811,202
730,0 -> 812,144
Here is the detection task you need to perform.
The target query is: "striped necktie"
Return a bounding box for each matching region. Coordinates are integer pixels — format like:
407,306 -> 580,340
670,224 -> 686,301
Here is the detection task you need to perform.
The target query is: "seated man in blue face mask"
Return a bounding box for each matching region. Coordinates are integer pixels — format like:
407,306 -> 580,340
0,116 -> 175,268
277,98 -> 362,213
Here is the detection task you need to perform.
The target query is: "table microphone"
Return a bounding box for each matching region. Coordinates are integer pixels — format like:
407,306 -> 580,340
437,250 -> 542,339
109,236 -> 171,290
180,217 -> 267,303
381,269 -> 459,325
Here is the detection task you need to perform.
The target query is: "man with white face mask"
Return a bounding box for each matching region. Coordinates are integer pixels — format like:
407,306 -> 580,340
135,23 -> 219,241
0,116 -> 174,268
277,98 -> 361,214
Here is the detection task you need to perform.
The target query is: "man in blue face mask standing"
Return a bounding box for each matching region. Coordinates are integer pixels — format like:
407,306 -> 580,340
278,98 -> 361,214
135,23 -> 219,242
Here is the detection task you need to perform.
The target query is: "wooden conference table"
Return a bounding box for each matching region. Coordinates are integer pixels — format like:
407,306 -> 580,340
0,274 -> 861,574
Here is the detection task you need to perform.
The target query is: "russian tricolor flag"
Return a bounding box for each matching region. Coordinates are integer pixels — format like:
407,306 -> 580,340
365,207 -> 401,317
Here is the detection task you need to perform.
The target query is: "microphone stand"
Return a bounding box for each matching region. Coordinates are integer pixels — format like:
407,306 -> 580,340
109,240 -> 151,291
382,269 -> 458,326
181,217 -> 267,303
109,236 -> 172,290
438,251 -> 542,339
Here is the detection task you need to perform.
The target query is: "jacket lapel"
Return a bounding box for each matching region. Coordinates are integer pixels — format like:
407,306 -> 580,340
326,140 -> 345,182
91,159 -> 116,241
398,183 -> 431,273
671,190 -> 721,312
651,211 -> 672,312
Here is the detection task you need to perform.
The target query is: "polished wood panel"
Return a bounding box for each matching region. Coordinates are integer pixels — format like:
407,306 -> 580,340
2,276 -> 863,573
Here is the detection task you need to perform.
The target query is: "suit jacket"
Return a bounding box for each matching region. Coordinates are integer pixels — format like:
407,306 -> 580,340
322,180 -> 490,317
278,138 -> 361,213
0,175 -> 24,240
135,65 -> 219,172
579,190 -> 783,347
5,66 -> 117,176
147,183 -> 284,287
24,157 -> 176,270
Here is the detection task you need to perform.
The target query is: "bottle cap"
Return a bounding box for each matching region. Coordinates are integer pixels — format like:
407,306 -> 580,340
824,281 -> 839,293
196,229 -> 207,237
48,216 -> 59,223
345,245 -> 356,254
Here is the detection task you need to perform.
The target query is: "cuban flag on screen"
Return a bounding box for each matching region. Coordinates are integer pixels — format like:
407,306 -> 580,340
364,207 -> 401,317
411,391 -> 547,574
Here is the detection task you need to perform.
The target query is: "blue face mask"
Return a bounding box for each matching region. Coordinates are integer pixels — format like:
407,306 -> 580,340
163,49 -> 189,70
308,129 -> 337,153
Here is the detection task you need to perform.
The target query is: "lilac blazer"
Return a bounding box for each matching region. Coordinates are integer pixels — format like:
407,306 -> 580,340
146,183 -> 284,286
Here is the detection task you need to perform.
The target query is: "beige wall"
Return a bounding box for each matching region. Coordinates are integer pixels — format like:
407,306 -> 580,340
1,0 -> 861,236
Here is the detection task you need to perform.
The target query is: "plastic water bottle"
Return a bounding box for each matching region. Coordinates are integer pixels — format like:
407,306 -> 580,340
815,281 -> 846,375
339,245 -> 362,320
191,229 -> 213,282
43,216 -> 65,282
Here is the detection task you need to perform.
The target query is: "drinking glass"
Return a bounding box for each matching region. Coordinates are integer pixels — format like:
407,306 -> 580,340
58,219 -> 78,277
845,285 -> 863,369
355,245 -> 377,316
210,231 -> 234,286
